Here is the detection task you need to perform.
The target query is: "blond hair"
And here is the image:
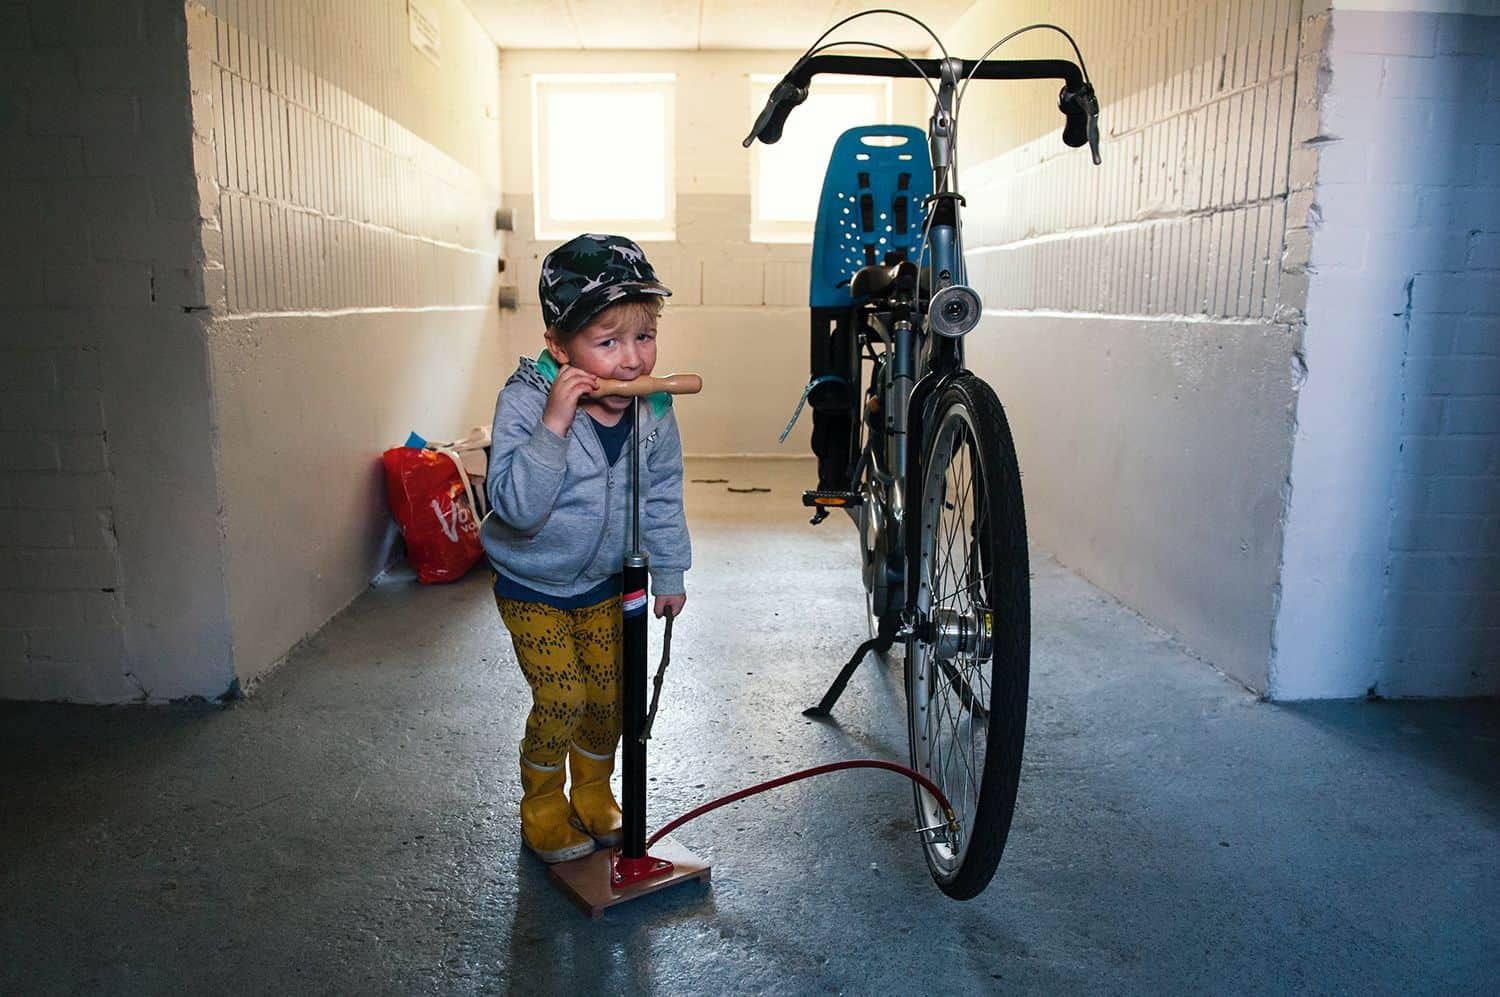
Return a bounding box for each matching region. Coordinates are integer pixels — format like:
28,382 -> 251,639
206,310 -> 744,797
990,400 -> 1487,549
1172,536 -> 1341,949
549,295 -> 663,345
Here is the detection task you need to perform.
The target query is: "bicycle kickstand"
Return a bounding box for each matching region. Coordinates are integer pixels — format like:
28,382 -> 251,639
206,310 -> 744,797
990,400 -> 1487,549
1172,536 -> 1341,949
802,612 -> 900,718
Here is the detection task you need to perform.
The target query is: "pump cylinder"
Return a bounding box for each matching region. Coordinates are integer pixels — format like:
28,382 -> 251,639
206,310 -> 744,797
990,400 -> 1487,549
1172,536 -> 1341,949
620,553 -> 649,858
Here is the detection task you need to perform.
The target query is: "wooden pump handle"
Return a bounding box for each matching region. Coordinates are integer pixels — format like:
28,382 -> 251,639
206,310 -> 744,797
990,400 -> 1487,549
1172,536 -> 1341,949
590,373 -> 703,398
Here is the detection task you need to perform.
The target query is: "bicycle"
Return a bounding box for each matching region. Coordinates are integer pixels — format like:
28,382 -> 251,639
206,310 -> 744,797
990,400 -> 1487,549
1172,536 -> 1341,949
746,12 -> 1100,899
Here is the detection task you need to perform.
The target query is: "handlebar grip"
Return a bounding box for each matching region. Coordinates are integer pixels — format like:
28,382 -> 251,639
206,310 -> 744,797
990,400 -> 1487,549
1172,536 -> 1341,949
742,80 -> 808,148
590,373 -> 703,398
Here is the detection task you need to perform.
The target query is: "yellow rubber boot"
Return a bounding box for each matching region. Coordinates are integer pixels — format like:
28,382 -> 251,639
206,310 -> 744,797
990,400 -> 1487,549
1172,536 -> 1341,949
568,744 -> 623,847
520,755 -> 596,864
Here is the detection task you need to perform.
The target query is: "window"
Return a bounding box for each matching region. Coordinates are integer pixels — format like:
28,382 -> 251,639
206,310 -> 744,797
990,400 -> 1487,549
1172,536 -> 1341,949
532,74 -> 675,241
749,76 -> 892,243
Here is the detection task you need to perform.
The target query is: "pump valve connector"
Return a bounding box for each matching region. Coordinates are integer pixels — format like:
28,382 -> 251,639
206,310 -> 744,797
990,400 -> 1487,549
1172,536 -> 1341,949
928,284 -> 983,337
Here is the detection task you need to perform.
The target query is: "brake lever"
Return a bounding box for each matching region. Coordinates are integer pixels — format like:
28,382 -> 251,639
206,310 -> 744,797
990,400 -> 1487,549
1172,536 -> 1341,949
1059,81 -> 1102,166
742,96 -> 777,148
1085,91 -> 1101,166
742,79 -> 807,148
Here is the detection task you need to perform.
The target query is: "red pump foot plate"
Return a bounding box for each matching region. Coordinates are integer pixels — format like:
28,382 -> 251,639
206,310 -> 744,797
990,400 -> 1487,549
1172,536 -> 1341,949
611,850 -> 675,887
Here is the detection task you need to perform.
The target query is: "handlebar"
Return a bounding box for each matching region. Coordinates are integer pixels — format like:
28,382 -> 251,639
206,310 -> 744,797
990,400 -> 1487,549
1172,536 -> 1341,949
743,53 -> 1100,165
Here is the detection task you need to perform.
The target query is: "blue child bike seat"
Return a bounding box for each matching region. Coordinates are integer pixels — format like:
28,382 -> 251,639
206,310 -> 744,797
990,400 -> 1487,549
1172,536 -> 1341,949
809,125 -> 934,309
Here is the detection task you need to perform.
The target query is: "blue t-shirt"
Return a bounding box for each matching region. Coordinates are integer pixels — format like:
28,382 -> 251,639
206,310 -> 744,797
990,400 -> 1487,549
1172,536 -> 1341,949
589,407 -> 633,468
492,408 -> 634,610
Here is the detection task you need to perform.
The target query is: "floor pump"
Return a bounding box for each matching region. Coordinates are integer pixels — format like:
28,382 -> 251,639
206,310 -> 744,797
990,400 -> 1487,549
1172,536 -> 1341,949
548,374 -> 711,918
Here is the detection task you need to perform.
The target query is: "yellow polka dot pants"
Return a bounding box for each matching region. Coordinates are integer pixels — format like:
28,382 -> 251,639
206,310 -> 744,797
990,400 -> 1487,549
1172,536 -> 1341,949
496,594 -> 622,766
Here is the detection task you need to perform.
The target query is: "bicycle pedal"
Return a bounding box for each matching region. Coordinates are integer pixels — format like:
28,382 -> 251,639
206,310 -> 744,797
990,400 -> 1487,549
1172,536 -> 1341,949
802,489 -> 863,508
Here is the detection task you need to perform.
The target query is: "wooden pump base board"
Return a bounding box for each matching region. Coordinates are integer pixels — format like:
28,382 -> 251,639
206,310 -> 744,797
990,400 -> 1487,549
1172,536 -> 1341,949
547,837 -> 711,919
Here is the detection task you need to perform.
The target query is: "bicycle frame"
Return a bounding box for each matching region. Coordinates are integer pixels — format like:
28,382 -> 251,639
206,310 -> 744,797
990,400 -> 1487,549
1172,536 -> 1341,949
753,51 -> 1093,623
864,68 -> 969,623
854,60 -> 981,625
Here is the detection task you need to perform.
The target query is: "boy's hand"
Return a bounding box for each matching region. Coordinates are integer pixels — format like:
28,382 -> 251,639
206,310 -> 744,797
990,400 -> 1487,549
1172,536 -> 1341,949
542,363 -> 599,437
654,593 -> 686,619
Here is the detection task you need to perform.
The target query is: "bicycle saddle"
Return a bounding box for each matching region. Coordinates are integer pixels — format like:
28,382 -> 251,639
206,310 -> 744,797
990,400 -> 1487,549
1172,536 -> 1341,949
851,259 -> 918,301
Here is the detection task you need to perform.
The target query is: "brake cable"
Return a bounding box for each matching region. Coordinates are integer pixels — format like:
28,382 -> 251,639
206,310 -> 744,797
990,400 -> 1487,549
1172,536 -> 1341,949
793,8 -> 949,71
957,23 -> 1093,111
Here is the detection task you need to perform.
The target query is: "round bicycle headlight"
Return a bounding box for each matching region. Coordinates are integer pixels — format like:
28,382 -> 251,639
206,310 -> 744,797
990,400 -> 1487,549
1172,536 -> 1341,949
928,284 -> 983,337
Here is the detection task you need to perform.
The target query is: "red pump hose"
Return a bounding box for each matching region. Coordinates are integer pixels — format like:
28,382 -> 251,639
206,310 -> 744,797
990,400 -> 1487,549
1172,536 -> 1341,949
647,758 -> 959,848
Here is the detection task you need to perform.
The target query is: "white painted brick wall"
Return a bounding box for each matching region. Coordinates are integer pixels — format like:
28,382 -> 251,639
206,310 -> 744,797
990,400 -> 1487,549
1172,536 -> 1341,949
1369,7 -> 1499,698
0,0 -> 204,702
928,0 -> 1306,692
1275,6 -> 1500,699
196,0 -> 499,317
957,0 -> 1302,323
940,0 -> 1496,699
187,0 -> 503,687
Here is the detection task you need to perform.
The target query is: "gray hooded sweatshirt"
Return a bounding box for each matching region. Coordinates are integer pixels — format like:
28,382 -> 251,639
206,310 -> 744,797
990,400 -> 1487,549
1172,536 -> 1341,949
481,355 -> 690,598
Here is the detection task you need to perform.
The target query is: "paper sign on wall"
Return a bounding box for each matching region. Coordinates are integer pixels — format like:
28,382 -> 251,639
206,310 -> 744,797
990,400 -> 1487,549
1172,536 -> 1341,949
408,0 -> 441,66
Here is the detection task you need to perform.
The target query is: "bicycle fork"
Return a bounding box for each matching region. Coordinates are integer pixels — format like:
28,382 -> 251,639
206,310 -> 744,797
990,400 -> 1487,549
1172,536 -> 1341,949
884,310 -> 916,525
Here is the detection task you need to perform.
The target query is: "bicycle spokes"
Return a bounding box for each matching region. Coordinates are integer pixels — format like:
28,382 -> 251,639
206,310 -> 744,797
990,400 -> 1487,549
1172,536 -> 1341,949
912,409 -> 999,872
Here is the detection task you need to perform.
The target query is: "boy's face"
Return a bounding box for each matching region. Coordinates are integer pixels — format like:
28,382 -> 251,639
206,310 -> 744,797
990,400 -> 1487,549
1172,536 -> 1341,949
549,306 -> 658,416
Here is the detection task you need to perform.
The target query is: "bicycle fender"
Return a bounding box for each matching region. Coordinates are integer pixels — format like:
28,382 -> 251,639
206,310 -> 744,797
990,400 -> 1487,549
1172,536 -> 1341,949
901,366 -> 966,612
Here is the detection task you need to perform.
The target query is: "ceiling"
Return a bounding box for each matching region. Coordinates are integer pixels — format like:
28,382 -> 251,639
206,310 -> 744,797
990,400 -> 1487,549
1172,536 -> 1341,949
460,1 -> 970,52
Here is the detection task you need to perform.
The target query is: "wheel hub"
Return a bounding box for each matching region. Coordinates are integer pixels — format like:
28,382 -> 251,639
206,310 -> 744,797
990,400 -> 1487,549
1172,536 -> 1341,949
928,607 -> 993,661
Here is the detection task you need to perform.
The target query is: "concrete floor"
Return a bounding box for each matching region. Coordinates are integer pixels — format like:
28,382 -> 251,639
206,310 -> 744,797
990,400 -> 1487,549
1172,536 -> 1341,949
2,457 -> 1498,996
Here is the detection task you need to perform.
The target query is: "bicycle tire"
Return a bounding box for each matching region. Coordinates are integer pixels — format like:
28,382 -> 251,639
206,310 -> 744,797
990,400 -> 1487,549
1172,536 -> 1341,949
905,372 -> 1030,900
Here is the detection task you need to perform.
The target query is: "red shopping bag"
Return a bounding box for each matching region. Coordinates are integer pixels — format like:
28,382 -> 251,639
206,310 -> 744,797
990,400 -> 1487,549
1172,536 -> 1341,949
381,446 -> 483,583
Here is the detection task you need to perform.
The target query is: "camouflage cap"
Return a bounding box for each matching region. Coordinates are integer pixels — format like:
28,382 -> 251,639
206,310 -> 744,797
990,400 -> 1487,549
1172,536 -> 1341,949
538,233 -> 672,334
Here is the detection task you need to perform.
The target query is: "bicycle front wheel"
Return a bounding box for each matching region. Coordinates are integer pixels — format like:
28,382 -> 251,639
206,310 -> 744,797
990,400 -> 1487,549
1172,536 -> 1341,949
906,373 -> 1030,900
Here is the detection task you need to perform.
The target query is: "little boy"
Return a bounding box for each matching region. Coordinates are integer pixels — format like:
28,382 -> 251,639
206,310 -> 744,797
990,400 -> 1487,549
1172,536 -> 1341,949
483,234 -> 690,863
